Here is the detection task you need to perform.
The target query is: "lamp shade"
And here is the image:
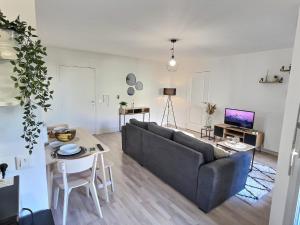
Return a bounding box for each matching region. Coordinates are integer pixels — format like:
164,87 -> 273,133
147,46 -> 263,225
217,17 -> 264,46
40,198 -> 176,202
163,88 -> 176,96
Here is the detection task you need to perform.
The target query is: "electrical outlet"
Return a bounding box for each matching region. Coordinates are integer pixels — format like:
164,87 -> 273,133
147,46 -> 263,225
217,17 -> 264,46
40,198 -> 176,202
15,156 -> 32,170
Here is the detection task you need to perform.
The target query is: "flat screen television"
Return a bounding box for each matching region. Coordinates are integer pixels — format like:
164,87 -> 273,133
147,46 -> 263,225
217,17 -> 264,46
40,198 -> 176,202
224,108 -> 255,129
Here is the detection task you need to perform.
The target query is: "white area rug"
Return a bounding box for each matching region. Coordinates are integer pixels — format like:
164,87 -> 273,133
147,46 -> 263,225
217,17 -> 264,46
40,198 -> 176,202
236,161 -> 276,205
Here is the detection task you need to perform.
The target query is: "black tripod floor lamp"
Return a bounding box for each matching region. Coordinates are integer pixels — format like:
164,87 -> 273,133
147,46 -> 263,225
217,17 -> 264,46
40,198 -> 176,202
161,88 -> 177,128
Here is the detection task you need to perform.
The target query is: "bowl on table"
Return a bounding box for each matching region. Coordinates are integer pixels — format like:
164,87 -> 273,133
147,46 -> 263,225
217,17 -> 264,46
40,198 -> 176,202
58,143 -> 80,155
55,129 -> 76,142
48,126 -> 69,139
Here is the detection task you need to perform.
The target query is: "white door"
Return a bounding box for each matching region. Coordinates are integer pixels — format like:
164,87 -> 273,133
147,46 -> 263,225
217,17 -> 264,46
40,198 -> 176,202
58,66 -> 96,133
283,105 -> 300,225
186,72 -> 210,131
269,9 -> 300,225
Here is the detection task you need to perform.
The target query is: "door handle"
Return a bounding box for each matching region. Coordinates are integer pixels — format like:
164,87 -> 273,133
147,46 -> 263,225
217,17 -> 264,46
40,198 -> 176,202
289,148 -> 299,175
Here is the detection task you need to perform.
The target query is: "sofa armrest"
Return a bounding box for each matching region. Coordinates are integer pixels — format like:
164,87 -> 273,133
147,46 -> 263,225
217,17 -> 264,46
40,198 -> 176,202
121,124 -> 145,163
196,151 -> 252,212
121,125 -> 126,152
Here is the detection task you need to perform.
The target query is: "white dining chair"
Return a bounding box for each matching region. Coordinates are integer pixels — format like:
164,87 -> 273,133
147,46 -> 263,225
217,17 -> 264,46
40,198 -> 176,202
96,159 -> 115,193
53,153 -> 102,225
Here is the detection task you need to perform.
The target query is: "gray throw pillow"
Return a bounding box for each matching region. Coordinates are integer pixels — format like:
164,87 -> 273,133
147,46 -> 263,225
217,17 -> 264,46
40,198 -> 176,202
213,146 -> 231,159
148,124 -> 174,139
173,132 -> 214,162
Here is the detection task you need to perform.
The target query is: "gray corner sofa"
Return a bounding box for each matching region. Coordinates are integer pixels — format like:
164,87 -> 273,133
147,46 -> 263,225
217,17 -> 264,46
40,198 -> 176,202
121,119 -> 251,213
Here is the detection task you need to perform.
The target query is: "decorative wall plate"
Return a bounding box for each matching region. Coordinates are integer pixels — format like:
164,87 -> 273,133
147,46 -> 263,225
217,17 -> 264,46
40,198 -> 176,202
127,87 -> 135,96
126,73 -> 136,86
135,81 -> 143,90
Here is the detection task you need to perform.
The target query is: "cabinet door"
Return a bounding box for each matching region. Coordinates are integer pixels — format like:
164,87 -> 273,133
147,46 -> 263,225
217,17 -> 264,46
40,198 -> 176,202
214,126 -> 224,138
244,133 -> 257,146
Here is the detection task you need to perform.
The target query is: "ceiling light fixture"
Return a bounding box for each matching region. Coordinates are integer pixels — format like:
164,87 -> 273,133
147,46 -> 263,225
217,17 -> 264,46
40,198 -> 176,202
167,39 -> 178,72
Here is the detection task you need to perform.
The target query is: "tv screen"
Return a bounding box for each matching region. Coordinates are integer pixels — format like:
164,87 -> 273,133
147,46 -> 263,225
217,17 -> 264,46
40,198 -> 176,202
224,108 -> 255,129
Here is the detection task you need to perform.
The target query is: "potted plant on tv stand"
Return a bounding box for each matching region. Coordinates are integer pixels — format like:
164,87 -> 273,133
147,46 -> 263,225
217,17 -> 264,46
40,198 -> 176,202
204,102 -> 217,128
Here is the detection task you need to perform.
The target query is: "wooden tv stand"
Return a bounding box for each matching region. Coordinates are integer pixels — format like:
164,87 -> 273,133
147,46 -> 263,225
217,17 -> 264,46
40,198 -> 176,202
214,124 -> 264,148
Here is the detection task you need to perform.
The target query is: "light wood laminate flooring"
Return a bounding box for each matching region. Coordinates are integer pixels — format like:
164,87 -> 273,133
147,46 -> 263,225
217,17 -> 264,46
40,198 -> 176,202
51,132 -> 277,225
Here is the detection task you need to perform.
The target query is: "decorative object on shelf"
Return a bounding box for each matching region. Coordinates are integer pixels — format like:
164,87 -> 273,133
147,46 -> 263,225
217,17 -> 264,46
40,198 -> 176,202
205,113 -> 212,128
280,64 -> 291,73
259,70 -> 283,84
203,102 -> 216,128
0,11 -> 53,154
161,88 -> 177,128
119,101 -> 128,113
166,39 -> 179,72
0,29 -> 17,60
126,73 -> 136,86
119,101 -> 128,109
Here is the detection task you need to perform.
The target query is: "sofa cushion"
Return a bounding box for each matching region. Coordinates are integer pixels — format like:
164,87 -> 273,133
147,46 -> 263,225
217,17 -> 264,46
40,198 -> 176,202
173,132 -> 214,162
148,124 -> 174,139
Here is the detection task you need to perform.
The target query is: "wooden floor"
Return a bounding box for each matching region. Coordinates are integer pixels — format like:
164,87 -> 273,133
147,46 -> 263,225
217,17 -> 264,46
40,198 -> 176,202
51,132 -> 277,225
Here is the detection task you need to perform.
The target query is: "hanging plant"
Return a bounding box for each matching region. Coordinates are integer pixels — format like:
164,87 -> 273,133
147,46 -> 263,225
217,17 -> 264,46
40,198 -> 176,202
0,11 -> 53,154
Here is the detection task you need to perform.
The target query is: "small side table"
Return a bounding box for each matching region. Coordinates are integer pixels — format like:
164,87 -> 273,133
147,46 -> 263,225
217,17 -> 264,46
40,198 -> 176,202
119,107 -> 150,131
200,127 -> 214,140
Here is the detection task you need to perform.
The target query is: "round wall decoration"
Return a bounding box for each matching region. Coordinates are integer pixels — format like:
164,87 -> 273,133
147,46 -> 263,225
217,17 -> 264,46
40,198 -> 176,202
135,81 -> 143,91
126,73 -> 136,86
127,87 -> 135,96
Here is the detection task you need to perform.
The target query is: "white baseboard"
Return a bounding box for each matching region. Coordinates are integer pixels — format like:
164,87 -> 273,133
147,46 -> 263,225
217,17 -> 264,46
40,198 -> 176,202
96,126 -> 120,134
260,148 -> 278,156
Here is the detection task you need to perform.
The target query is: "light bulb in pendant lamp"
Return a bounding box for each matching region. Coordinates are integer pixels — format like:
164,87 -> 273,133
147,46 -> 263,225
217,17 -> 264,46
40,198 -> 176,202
167,38 -> 179,72
168,55 -> 177,67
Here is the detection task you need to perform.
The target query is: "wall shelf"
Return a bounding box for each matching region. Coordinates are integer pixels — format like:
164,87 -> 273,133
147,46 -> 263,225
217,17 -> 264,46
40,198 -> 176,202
259,76 -> 283,84
280,65 -> 291,73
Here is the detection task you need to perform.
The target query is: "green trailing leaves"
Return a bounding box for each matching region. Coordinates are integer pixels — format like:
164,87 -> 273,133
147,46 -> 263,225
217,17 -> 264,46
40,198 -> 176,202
0,11 -> 54,154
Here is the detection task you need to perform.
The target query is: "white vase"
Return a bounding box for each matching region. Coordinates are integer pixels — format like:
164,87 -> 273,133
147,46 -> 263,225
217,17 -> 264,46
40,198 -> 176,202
205,114 -> 212,128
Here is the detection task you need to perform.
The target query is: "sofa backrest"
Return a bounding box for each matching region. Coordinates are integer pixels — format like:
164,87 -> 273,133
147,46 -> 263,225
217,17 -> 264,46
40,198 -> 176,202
173,132 -> 215,163
127,120 -> 214,163
148,123 -> 174,139
129,119 -> 157,130
142,129 -> 205,201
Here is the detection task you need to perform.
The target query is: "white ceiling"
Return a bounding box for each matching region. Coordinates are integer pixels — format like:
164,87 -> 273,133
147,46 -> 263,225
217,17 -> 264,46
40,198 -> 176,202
35,0 -> 300,62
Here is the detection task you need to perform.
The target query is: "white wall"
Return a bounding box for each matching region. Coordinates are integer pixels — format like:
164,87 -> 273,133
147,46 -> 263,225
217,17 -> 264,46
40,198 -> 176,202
44,47 -> 171,132
0,0 -> 49,212
269,8 -> 300,225
171,48 -> 293,152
